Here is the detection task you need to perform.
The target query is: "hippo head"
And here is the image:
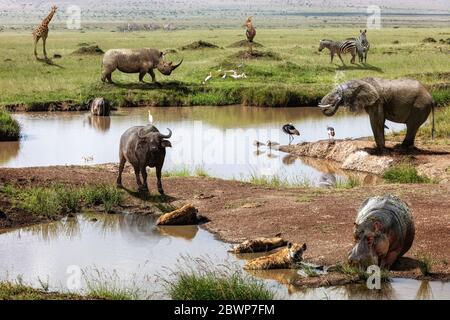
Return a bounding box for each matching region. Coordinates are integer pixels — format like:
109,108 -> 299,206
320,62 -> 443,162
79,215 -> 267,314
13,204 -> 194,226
348,220 -> 390,269
287,242 -> 307,263
157,53 -> 183,75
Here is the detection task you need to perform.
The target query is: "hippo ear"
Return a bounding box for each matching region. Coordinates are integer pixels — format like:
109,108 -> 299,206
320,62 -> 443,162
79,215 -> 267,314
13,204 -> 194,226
161,140 -> 172,148
373,221 -> 383,232
302,243 -> 307,251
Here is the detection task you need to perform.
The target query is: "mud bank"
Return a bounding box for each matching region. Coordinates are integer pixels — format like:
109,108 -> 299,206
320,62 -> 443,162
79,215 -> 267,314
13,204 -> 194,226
280,139 -> 450,182
0,165 -> 449,283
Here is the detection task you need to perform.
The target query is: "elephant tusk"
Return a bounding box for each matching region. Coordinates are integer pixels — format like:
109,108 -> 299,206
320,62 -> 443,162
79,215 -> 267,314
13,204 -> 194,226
318,104 -> 332,108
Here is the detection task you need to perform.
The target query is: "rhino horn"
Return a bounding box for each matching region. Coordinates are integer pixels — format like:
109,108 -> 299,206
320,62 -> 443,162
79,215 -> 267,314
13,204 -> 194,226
159,128 -> 172,139
170,59 -> 183,71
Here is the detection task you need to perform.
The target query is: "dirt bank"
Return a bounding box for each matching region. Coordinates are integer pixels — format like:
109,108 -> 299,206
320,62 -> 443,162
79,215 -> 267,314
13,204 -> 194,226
0,165 -> 449,283
280,139 -> 450,182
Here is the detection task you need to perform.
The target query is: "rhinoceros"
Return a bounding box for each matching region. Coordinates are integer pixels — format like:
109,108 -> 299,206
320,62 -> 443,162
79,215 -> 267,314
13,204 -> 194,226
117,125 -> 172,194
348,195 -> 415,269
101,48 -> 182,84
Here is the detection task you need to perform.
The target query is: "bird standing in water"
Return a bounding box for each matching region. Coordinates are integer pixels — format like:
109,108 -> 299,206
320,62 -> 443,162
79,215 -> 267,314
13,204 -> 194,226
282,123 -> 300,145
148,110 -> 153,125
266,140 -> 280,150
327,126 -> 335,142
253,140 -> 265,150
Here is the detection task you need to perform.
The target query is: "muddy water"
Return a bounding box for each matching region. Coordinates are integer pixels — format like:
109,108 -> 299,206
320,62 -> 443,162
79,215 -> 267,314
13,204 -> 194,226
0,106 -> 404,184
0,213 -> 448,300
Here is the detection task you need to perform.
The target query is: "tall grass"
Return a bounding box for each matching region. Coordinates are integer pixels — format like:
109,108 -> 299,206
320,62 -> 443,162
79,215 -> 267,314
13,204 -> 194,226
248,172 -> 311,188
0,109 -> 20,141
1,184 -> 123,217
383,164 -> 431,183
164,257 -> 275,300
163,165 -> 210,178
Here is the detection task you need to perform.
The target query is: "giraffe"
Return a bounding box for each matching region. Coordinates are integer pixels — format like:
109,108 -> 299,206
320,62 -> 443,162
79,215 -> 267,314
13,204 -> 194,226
32,5 -> 58,60
243,16 -> 256,54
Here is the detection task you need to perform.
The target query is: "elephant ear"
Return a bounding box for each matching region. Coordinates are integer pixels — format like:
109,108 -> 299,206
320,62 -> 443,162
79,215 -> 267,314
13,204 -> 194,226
346,81 -> 380,113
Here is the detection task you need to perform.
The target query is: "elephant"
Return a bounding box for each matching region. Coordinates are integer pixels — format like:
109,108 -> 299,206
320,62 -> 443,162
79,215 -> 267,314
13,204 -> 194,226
318,77 -> 435,152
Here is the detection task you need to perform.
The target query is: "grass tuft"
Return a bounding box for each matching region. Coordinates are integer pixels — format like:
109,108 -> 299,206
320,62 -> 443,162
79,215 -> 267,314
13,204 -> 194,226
383,164 -> 431,183
0,109 -> 20,141
164,257 -> 274,300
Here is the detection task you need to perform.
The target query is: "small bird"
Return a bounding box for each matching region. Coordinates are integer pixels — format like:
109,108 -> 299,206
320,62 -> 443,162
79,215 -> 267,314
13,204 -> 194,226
327,126 -> 335,142
148,110 -> 153,125
230,72 -> 247,79
202,72 -> 213,84
253,140 -> 266,149
282,123 -> 300,145
266,140 -> 280,149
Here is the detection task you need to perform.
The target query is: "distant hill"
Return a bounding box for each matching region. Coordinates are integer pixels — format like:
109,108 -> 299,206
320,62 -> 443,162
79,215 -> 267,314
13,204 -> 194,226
1,0 -> 449,28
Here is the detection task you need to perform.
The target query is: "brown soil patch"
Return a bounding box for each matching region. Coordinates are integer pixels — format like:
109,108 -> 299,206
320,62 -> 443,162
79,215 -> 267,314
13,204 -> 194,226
233,50 -> 281,60
0,165 -> 449,282
227,40 -> 263,48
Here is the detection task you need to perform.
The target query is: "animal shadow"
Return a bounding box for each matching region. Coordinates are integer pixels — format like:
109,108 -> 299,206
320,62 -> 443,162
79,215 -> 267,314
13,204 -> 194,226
363,146 -> 450,156
111,80 -> 193,93
121,185 -> 175,203
336,63 -> 383,73
36,57 -> 64,69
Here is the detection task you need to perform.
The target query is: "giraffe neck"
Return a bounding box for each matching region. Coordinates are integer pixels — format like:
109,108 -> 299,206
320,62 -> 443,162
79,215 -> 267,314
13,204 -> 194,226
41,10 -> 56,28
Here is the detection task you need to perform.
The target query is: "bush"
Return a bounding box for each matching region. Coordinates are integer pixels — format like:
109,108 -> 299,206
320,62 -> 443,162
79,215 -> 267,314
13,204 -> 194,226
0,109 -> 20,141
383,164 -> 431,183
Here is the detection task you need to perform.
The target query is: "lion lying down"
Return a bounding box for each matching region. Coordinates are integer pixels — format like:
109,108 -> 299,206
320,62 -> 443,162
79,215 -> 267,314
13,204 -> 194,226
243,242 -> 307,270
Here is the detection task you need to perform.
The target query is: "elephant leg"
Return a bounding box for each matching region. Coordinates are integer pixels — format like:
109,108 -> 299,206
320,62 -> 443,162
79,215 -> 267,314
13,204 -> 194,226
156,164 -> 164,195
116,155 -> 126,187
140,167 -> 148,191
369,113 -> 386,152
402,122 -> 420,149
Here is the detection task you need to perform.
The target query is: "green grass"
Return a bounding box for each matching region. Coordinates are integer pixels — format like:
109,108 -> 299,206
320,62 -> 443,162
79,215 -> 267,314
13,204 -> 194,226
0,28 -> 449,108
0,109 -> 20,140
333,263 -> 391,283
0,281 -> 96,300
383,164 -> 431,184
164,257 -> 274,300
335,175 -> 361,189
248,172 -> 311,188
418,105 -> 450,141
0,184 -> 124,217
163,165 -> 210,178
167,270 -> 274,300
414,253 -> 434,276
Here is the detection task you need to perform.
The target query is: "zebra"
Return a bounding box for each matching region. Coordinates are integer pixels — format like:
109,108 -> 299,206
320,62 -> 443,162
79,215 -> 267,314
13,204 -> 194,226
354,29 -> 370,63
318,39 -> 356,65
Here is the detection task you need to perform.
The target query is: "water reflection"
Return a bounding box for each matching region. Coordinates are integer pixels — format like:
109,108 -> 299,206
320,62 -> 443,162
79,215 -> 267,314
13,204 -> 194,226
86,115 -> 111,133
0,141 -> 20,165
0,106 -> 405,185
0,213 -> 449,300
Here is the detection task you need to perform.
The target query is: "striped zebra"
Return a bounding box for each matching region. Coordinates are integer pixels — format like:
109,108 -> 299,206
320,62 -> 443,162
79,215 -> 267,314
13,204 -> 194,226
355,29 -> 370,63
318,39 -> 357,65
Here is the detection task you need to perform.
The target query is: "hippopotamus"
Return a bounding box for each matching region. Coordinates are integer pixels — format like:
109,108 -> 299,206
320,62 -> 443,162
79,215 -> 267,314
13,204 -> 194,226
348,195 -> 415,269
89,97 -> 111,116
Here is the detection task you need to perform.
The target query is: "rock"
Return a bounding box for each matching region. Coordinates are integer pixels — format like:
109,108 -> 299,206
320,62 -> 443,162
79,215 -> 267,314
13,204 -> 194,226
156,203 -> 199,225
230,236 -> 287,253
90,98 -> 111,116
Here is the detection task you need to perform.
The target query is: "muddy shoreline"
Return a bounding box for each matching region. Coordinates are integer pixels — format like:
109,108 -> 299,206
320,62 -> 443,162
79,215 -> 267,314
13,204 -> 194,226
280,139 -> 450,182
0,164 -> 449,286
